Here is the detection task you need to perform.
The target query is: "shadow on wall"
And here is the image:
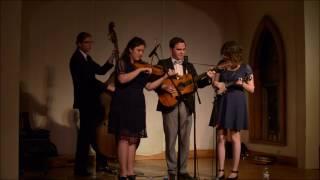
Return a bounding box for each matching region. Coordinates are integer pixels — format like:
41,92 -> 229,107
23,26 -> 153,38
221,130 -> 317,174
19,66 -> 78,155
20,81 -> 48,129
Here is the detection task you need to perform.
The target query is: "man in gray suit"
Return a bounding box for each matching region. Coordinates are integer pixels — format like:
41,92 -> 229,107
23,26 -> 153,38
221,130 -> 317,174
156,37 -> 197,180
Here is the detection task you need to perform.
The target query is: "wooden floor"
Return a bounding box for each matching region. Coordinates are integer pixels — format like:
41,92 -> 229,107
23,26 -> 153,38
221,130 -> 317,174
22,158 -> 319,180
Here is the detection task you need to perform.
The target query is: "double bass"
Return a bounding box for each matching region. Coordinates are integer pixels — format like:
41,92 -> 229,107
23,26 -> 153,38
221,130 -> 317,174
97,22 -> 119,159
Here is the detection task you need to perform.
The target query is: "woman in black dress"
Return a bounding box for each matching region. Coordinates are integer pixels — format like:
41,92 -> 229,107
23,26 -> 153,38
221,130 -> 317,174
108,37 -> 175,180
207,41 -> 255,180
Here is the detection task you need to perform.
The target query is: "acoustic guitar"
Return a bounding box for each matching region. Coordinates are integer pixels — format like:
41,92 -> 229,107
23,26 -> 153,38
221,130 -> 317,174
157,73 -> 194,108
157,66 -> 224,108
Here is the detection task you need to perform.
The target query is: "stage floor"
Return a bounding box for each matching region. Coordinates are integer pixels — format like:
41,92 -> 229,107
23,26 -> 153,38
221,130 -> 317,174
22,158 -> 319,179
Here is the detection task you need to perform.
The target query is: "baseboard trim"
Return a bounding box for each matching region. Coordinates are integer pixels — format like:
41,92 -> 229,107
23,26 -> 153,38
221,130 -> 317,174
136,149 -> 215,160
48,150 -> 216,167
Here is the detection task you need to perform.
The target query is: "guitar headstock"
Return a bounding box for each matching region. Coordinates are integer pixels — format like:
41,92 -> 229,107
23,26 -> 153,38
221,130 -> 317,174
108,22 -> 118,45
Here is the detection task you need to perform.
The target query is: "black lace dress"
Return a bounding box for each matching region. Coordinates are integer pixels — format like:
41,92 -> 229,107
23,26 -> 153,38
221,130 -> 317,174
108,61 -> 149,144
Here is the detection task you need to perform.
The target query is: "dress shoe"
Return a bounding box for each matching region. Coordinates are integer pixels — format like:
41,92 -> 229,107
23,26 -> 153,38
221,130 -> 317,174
74,170 -> 92,177
179,173 -> 194,180
96,165 -> 118,174
169,173 -> 176,180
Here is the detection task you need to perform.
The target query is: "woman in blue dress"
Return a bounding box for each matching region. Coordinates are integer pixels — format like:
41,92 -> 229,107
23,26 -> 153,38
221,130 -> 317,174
207,41 -> 255,180
108,37 -> 175,180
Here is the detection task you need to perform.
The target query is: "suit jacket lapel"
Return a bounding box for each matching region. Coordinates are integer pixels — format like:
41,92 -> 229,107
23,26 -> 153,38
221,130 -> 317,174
166,58 -> 174,69
76,49 -> 87,64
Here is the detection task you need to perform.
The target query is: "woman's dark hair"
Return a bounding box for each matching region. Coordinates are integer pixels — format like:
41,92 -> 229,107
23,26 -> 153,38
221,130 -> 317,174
76,32 -> 92,45
220,41 -> 243,64
169,37 -> 186,49
118,37 -> 146,71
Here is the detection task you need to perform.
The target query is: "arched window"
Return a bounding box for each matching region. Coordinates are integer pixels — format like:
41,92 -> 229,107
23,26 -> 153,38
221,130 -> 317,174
249,16 -> 287,145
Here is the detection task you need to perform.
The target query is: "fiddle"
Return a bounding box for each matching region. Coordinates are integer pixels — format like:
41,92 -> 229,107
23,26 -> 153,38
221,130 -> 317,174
133,60 -> 166,78
196,60 -> 231,88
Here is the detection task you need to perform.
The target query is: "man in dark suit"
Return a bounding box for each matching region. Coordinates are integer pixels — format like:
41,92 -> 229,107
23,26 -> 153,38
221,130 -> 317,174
156,37 -> 197,180
70,32 -> 114,176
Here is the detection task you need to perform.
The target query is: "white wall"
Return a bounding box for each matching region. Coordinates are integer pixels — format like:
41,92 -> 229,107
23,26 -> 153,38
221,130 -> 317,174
20,0 -> 239,156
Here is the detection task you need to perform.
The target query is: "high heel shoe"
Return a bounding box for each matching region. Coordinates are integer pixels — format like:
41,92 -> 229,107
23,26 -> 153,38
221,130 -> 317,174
127,175 -> 136,180
216,169 -> 225,180
226,170 -> 238,180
